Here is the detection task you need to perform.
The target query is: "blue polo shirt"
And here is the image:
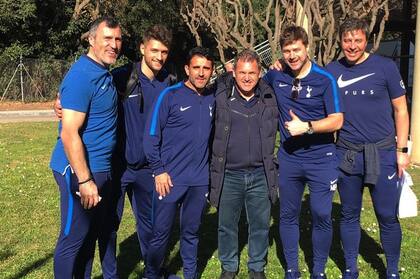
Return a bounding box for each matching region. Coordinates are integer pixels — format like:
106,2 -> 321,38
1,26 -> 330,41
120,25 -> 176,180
264,63 -> 343,163
50,55 -> 117,174
326,54 -> 405,144
144,82 -> 215,186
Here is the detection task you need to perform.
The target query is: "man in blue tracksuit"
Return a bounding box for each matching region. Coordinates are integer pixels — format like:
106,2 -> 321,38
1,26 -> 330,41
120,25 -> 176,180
326,18 -> 410,279
143,47 -> 215,279
49,17 -> 122,279
110,24 -> 174,266
264,26 -> 344,279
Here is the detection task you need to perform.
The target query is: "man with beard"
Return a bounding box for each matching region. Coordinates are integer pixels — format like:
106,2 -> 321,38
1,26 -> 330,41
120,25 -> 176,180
264,26 -> 344,279
110,24 -> 175,268
143,47 -> 215,279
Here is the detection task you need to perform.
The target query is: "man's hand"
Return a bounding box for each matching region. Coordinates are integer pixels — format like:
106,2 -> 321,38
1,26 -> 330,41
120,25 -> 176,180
54,94 -> 63,119
397,152 -> 410,178
270,59 -> 285,71
224,62 -> 234,72
285,110 -> 309,136
154,172 -> 173,197
78,180 -> 101,209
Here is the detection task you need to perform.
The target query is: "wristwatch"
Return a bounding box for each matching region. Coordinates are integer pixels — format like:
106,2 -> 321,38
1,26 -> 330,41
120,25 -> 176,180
306,121 -> 314,135
396,147 -> 408,153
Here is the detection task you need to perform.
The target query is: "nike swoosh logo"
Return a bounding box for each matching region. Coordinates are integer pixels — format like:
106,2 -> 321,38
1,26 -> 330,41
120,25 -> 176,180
279,83 -> 288,87
337,73 -> 375,88
180,106 -> 192,112
388,172 -> 396,180
330,179 -> 338,184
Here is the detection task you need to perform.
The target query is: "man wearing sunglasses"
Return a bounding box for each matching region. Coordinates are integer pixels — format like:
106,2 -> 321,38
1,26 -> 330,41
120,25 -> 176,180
264,26 -> 344,279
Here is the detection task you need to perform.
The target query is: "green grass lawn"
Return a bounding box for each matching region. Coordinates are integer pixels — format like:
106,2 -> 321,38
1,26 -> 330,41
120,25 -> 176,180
0,122 -> 419,279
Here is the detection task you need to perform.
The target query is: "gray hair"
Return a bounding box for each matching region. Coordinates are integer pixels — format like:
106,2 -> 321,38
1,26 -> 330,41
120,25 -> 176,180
234,49 -> 261,70
88,16 -> 120,38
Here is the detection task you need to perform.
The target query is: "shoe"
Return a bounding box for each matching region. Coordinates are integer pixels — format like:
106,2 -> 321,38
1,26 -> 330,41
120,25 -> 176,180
249,270 -> 267,279
342,269 -> 359,279
387,273 -> 400,279
310,273 -> 327,279
284,269 -> 301,279
219,269 -> 236,279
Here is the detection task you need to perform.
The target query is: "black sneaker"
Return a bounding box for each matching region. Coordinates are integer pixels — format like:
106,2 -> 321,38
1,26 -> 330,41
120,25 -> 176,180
219,269 -> 236,279
249,270 -> 267,279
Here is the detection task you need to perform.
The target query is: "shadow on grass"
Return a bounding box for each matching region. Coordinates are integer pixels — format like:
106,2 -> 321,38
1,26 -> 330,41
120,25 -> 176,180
116,232 -> 142,279
296,194 -> 386,277
165,204 -> 219,278
8,252 -> 53,279
197,206 -> 219,276
359,229 -> 386,278
95,194 -> 387,278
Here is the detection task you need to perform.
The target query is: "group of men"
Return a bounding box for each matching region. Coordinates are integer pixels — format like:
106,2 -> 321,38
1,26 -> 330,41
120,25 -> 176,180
50,15 -> 409,279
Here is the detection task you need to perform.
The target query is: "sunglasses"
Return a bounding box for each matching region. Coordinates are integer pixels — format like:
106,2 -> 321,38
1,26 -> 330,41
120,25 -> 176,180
291,78 -> 301,100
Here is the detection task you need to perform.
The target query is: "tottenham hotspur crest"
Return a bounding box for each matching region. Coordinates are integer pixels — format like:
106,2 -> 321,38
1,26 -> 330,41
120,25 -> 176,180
306,86 -> 312,98
209,104 -> 213,117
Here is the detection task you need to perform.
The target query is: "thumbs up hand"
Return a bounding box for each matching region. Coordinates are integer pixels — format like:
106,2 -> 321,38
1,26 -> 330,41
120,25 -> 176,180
284,109 -> 310,136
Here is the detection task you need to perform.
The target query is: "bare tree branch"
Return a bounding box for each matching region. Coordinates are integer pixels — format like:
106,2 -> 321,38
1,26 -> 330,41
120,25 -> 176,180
180,0 -> 390,65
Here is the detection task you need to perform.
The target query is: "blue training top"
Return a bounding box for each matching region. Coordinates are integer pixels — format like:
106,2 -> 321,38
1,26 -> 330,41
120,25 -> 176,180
112,63 -> 171,168
50,55 -> 118,174
144,82 -> 215,186
326,54 -> 405,144
264,63 -> 343,163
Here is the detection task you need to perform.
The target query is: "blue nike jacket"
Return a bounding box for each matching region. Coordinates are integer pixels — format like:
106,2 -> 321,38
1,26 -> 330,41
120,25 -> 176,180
112,62 -> 172,169
144,82 -> 215,187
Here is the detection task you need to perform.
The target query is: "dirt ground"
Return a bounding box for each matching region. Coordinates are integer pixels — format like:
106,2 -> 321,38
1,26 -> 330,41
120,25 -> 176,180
0,101 -> 55,111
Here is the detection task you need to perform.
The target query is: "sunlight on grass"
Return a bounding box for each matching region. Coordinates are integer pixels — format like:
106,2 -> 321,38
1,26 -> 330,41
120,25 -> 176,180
0,122 -> 419,278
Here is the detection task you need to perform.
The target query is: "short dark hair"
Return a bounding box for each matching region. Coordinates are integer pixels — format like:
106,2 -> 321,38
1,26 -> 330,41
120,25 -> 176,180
142,25 -> 173,48
89,16 -> 120,38
279,25 -> 308,48
186,47 -> 214,67
339,18 -> 370,39
234,49 -> 261,70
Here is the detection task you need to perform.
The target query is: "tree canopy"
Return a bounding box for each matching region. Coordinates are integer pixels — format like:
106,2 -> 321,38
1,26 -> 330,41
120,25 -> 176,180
0,0 -> 401,67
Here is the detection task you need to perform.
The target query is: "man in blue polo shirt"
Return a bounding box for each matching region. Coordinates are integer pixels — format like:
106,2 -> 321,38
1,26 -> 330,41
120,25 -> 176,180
326,18 -> 410,279
264,26 -> 344,279
49,17 -> 122,279
143,47 -> 215,279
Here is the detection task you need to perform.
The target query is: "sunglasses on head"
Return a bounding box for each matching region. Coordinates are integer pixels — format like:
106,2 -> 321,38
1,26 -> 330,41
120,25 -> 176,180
291,78 -> 301,100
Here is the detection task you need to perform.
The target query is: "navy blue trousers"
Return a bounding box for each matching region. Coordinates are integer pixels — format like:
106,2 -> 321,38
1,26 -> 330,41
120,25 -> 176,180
53,169 -> 117,279
337,148 -> 401,275
108,166 -> 154,262
278,159 -> 338,274
144,185 -> 208,279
